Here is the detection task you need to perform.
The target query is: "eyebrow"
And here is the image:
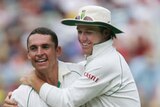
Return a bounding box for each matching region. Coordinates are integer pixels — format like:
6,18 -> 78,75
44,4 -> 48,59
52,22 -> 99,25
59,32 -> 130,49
29,43 -> 53,47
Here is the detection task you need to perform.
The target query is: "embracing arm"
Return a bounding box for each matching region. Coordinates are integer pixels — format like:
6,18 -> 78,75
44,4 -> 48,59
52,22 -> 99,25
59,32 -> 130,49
20,68 -> 109,107
19,58 -> 122,107
39,66 -> 118,107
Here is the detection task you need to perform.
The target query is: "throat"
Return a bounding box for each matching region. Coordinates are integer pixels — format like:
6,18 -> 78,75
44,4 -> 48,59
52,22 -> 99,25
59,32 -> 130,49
45,69 -> 59,87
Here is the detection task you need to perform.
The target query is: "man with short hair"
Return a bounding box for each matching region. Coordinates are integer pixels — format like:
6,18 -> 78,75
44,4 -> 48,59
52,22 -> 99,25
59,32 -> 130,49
3,27 -> 84,107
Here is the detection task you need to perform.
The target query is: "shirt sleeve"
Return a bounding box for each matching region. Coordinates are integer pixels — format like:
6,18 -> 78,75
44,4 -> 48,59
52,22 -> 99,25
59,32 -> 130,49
39,61 -> 121,107
11,85 -> 30,107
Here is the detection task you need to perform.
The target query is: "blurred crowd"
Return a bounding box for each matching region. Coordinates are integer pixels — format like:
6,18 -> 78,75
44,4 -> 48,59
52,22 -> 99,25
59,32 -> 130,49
0,0 -> 160,107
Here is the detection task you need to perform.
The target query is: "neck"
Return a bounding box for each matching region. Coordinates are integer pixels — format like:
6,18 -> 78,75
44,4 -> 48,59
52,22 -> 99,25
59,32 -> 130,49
37,64 -> 59,86
46,68 -> 58,86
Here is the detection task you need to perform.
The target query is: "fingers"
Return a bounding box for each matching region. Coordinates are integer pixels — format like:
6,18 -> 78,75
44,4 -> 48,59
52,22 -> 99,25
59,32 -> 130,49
20,76 -> 31,85
7,92 -> 12,99
3,102 -> 18,107
20,71 -> 37,86
3,92 -> 18,107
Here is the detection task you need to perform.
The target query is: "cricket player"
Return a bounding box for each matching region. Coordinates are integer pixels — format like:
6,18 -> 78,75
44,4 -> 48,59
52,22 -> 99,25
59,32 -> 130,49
3,27 -> 85,107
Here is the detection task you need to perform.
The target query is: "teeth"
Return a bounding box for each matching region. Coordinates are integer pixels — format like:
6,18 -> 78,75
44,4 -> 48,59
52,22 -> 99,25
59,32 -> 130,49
82,43 -> 88,46
36,59 -> 47,62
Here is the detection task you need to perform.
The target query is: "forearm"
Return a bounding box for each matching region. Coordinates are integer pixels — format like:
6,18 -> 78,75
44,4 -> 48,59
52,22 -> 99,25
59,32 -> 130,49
39,79 -> 104,107
39,83 -> 66,107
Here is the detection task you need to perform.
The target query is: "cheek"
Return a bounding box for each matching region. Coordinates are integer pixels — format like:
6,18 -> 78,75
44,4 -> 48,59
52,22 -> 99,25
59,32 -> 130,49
28,54 -> 36,66
48,51 -> 57,59
78,35 -> 81,42
93,36 -> 103,44
88,36 -> 98,44
27,52 -> 34,60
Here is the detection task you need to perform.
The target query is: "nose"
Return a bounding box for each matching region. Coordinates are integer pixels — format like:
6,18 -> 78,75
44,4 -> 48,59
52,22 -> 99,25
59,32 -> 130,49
36,47 -> 44,56
78,33 -> 88,42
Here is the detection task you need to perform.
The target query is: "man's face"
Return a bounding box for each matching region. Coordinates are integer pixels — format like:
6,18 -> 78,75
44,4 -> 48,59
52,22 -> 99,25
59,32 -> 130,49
77,25 -> 104,56
27,34 -> 59,72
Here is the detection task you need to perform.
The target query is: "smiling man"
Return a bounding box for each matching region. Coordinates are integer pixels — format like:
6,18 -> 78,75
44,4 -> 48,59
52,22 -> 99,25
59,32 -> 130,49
3,27 -> 84,107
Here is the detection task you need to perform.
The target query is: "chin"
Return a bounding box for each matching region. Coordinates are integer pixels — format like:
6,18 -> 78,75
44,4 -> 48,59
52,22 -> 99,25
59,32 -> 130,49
37,67 -> 47,72
84,53 -> 91,57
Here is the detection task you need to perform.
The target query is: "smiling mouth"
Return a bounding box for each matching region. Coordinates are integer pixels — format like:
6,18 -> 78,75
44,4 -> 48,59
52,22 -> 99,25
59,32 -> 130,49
81,42 -> 90,46
82,42 -> 88,45
35,58 -> 48,63
81,42 -> 92,49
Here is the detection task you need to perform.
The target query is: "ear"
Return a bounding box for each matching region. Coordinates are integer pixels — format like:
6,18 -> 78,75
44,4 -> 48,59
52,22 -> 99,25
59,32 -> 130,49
27,52 -> 31,60
102,29 -> 111,40
56,46 -> 62,57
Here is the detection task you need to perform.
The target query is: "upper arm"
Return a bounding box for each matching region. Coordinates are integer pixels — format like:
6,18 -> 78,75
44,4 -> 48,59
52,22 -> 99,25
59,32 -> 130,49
11,85 -> 32,107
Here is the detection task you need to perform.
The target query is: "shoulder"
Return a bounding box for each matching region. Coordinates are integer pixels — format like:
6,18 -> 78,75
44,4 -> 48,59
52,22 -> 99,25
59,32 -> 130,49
85,50 -> 123,77
12,85 -> 32,95
91,50 -> 120,69
59,60 -> 84,75
11,85 -> 33,107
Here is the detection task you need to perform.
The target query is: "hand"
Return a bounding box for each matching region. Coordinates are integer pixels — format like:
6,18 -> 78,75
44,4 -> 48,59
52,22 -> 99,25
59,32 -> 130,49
20,71 -> 45,93
3,92 -> 18,107
20,71 -> 37,86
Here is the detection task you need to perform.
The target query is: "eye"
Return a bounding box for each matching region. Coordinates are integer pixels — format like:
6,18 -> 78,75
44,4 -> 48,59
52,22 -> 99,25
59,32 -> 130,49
42,44 -> 50,49
29,46 -> 37,51
85,30 -> 94,35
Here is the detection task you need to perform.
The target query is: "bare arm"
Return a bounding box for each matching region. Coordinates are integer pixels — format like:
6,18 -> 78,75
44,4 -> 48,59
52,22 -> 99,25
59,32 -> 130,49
3,92 -> 18,107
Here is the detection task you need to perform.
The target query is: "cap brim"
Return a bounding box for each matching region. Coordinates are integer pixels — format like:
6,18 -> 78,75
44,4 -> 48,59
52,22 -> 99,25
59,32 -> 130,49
61,19 -> 123,34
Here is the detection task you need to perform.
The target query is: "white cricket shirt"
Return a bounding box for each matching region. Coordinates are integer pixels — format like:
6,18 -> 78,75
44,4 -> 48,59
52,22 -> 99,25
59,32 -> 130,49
11,61 -> 84,107
39,40 -> 141,107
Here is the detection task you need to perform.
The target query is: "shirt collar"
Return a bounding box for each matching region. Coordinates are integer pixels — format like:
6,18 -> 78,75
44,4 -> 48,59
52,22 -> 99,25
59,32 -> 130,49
58,61 -> 71,83
86,39 -> 113,60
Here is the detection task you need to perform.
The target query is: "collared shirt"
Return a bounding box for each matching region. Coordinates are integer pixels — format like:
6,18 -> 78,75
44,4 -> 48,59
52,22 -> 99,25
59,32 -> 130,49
40,40 -> 141,107
11,61 -> 83,107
